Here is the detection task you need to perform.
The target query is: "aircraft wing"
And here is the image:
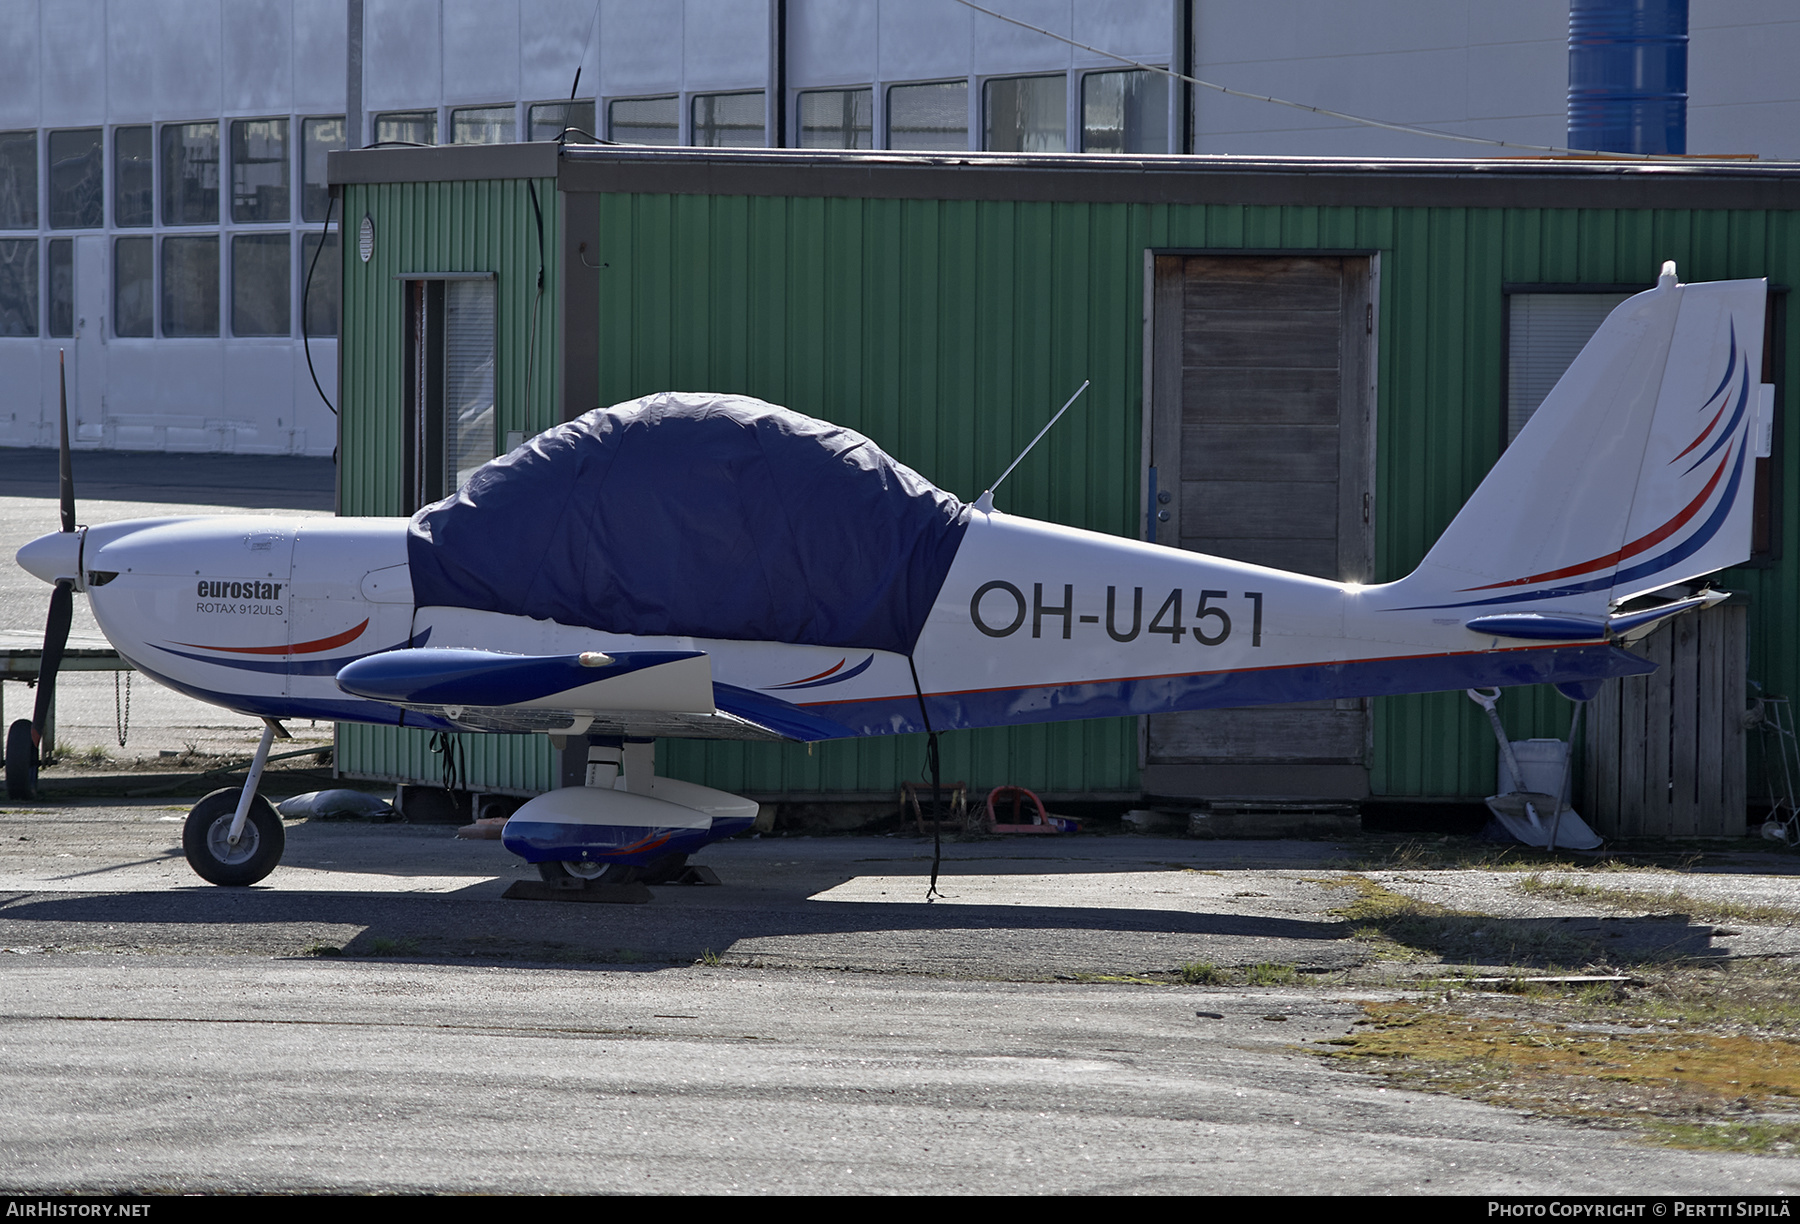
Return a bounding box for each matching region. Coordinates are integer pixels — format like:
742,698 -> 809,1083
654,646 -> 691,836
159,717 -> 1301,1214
334,647 -> 850,742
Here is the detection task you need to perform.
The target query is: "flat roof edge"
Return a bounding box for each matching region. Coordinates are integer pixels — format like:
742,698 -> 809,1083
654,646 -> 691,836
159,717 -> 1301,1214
332,143 -> 1800,211
329,142 -> 560,184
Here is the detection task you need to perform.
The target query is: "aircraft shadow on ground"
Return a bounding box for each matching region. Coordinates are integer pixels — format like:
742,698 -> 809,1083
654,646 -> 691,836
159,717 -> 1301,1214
0,888 -> 1727,971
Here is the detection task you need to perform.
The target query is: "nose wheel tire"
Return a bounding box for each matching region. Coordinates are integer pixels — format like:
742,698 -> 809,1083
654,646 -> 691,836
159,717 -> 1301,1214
5,719 -> 37,800
183,787 -> 285,886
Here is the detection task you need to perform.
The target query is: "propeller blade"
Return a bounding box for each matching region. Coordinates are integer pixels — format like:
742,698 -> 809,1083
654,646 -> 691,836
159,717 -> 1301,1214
58,349 -> 74,533
32,579 -> 73,749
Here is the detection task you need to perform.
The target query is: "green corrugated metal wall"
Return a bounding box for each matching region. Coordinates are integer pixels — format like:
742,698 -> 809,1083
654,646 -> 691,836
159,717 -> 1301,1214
336,177 -> 562,793
337,177 -> 1800,802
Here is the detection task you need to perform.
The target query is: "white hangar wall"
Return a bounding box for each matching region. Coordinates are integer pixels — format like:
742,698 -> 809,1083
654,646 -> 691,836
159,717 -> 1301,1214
0,0 -> 351,456
1188,0 -> 1800,160
2,0 -> 1798,455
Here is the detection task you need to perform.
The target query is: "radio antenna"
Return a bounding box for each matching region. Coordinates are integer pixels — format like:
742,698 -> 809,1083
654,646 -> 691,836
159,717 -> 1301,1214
974,379 -> 1090,512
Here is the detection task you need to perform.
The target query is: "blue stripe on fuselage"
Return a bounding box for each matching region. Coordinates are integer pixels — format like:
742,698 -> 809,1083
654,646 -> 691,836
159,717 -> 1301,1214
792,641 -> 1655,738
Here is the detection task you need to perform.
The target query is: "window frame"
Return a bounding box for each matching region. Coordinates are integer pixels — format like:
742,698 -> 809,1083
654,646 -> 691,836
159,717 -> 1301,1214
527,100 -> 596,143
449,105 -> 517,146
114,124 -> 155,229
689,91 -> 766,149
1078,67 -> 1170,155
0,129 -> 40,232
884,78 -> 971,152
794,87 -> 873,150
400,271 -> 498,512
159,120 -> 221,228
980,72 -> 1069,154
228,116 -> 291,225
46,127 -> 104,231
605,95 -> 680,146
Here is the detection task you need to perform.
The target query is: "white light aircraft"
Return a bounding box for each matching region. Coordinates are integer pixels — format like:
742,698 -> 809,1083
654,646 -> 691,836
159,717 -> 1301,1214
10,263 -> 1771,889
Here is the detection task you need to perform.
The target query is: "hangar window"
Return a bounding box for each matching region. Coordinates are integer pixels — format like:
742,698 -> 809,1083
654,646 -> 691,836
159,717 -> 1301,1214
47,238 -> 71,337
798,89 -> 872,149
232,233 -> 289,336
608,97 -> 678,145
230,119 -> 289,223
301,117 -> 345,222
114,236 -> 152,336
302,231 -> 339,337
692,92 -> 765,148
1081,70 -> 1168,154
48,128 -> 103,229
984,74 -> 1066,153
374,111 -> 437,147
887,81 -> 967,151
402,274 -> 496,510
0,239 -> 37,336
161,123 -> 219,226
115,126 -> 153,227
1505,291 -> 1633,442
0,131 -> 38,229
161,235 -> 218,336
529,101 -> 595,142
452,106 -> 515,145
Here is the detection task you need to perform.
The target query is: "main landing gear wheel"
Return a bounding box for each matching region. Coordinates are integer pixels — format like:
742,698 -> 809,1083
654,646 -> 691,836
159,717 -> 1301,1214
5,718 -> 37,800
539,859 -> 607,886
183,787 -> 285,886
537,853 -> 690,888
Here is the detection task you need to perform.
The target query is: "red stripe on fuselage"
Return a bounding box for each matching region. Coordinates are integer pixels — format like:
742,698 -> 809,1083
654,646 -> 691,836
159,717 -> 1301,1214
783,659 -> 846,685
173,618 -> 370,656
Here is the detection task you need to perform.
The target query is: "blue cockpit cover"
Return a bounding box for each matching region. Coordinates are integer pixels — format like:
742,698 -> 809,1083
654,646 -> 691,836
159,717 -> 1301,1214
406,392 -> 971,655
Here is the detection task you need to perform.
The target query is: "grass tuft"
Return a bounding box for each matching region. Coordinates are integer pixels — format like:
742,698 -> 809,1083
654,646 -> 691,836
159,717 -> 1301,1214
1245,962 -> 1299,986
1178,961 -> 1228,985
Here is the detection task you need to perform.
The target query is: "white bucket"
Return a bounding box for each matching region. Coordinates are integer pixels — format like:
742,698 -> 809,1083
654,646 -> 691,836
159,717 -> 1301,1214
1500,738 -> 1572,801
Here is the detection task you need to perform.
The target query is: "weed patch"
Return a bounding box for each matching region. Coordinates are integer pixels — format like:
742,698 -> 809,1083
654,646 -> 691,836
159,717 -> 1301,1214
1318,961 -> 1800,1153
1318,874 -> 1668,967
1516,875 -> 1800,929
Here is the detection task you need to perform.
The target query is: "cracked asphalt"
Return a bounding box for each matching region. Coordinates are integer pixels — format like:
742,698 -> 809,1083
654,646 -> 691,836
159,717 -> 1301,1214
3,803 -> 1799,1193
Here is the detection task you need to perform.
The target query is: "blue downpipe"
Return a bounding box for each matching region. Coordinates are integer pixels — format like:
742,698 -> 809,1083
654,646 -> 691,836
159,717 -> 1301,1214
1567,0 -> 1688,155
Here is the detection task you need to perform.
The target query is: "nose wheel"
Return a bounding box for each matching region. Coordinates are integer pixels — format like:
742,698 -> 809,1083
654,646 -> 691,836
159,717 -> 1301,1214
5,719 -> 37,800
181,720 -> 287,886
183,787 -> 285,886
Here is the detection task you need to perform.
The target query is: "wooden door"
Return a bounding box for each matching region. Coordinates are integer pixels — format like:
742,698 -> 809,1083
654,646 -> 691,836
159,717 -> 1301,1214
1142,254 -> 1376,799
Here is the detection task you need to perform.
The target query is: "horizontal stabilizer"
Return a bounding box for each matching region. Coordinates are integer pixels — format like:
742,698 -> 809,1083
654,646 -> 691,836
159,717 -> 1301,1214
1464,613 -> 1607,641
1606,591 -> 1728,642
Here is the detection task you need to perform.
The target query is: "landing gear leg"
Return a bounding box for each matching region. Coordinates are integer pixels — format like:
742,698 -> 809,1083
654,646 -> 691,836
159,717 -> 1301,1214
227,722 -> 280,845
182,720 -> 286,887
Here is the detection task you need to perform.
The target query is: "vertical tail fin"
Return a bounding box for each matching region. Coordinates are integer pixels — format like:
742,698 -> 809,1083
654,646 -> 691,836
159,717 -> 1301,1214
1402,265 -> 1766,613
